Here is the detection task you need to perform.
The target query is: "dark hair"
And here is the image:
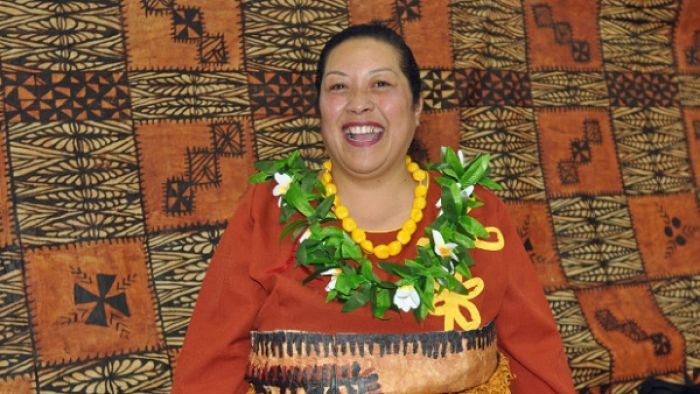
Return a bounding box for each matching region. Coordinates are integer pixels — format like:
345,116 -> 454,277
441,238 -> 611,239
315,22 -> 421,106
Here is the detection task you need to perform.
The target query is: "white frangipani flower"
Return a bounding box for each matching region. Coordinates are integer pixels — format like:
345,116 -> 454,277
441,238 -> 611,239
272,172 -> 292,206
298,228 -> 311,244
432,229 -> 458,261
457,182 -> 474,199
393,285 -> 420,312
321,268 -> 341,292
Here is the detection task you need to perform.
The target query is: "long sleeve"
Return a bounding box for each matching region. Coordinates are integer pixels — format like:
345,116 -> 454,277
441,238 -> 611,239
492,196 -> 576,394
172,186 -> 266,394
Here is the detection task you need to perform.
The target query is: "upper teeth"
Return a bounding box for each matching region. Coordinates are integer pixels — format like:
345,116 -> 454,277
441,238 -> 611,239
345,126 -> 382,135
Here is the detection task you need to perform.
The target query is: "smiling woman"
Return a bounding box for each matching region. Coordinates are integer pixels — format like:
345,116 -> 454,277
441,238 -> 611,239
319,36 -> 421,234
172,23 -> 576,394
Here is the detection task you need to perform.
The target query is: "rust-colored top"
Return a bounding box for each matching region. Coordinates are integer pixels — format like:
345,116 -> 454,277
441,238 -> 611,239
172,176 -> 575,393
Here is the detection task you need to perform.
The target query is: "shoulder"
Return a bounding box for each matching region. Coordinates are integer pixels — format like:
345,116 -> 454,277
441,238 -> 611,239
217,180 -> 291,268
227,181 -> 283,231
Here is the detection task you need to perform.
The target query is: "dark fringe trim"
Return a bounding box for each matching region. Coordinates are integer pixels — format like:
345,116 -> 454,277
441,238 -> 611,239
250,321 -> 496,360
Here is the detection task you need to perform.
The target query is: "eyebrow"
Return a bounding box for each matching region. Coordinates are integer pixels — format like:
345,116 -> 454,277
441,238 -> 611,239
324,68 -> 398,77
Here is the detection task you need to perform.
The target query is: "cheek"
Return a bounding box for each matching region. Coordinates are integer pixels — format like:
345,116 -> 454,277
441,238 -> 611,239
319,95 -> 345,121
381,97 -> 415,126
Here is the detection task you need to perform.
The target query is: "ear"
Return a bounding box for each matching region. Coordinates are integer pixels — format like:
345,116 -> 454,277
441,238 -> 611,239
413,96 -> 423,126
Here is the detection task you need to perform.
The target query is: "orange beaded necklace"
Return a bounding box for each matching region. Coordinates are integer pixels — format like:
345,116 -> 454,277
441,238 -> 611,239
319,156 -> 429,259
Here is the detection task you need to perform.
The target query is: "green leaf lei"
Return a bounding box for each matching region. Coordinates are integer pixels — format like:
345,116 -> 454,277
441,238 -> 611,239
249,147 -> 501,322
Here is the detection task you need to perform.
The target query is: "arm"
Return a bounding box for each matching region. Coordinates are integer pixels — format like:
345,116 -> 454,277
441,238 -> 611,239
172,186 -> 266,394
492,197 -> 576,394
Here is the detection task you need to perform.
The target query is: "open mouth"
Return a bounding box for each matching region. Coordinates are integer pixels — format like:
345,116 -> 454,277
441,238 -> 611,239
343,125 -> 384,143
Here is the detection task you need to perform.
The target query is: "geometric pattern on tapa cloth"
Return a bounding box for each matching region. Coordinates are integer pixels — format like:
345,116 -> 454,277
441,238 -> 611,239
139,1 -> 229,66
529,71 -> 609,107
0,0 -> 126,72
651,276 -> 700,380
420,68 -> 534,110
241,0 -> 348,72
0,0 -> 698,392
36,351 -> 171,393
248,70 -> 317,118
449,0 -> 527,71
2,71 -> 131,123
679,75 -> 700,106
0,248 -> 33,378
148,223 -> 226,349
546,289 -> 610,389
598,0 -> 679,73
459,106 -> 546,201
549,195 -> 644,286
128,71 -> 250,122
6,120 -> 144,248
253,116 -> 326,167
611,107 -> 693,195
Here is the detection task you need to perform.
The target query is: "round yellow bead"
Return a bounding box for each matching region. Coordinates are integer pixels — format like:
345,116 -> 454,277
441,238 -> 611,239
360,239 -> 374,253
388,241 -> 402,256
351,228 -> 366,243
406,162 -> 419,173
325,183 -> 337,196
323,160 -> 332,171
397,229 -> 411,245
416,237 -> 430,247
334,195 -> 340,205
401,219 -> 417,234
410,208 -> 423,222
335,205 -> 349,219
321,172 -> 332,184
412,169 -> 426,182
415,184 -> 428,197
405,156 -> 412,165
412,197 -> 426,210
374,244 -> 390,259
342,217 -> 357,232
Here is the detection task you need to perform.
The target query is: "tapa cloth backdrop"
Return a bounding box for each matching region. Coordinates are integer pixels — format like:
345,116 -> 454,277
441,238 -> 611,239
0,0 -> 698,392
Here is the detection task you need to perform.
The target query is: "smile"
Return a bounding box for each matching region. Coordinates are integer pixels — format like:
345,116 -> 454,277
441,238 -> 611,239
343,125 -> 384,144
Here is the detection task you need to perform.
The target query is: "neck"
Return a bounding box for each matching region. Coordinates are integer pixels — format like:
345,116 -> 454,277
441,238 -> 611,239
331,160 -> 416,231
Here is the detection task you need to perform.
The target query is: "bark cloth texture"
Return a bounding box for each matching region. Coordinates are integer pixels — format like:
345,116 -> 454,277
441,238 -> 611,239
0,0 -> 699,392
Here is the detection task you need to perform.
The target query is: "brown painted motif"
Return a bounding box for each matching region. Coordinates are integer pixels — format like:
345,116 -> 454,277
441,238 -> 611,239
136,118 -> 255,231
123,0 -> 243,69
537,109 -> 623,197
628,193 -> 700,278
577,284 -> 685,381
25,238 -> 161,366
524,0 -> 602,70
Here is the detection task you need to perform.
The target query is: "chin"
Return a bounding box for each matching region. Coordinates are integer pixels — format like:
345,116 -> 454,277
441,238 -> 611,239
342,155 -> 394,178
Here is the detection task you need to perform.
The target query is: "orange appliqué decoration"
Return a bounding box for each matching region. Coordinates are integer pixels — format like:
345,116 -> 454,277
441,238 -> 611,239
431,226 -> 504,331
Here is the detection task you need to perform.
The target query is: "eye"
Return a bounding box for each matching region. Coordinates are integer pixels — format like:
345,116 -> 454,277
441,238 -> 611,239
329,82 -> 346,91
374,80 -> 390,88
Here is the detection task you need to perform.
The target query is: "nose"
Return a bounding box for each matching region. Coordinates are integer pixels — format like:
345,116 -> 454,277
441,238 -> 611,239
346,88 -> 374,114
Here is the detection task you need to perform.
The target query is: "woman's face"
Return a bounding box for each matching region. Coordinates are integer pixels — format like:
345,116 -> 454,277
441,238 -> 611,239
319,37 -> 421,179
